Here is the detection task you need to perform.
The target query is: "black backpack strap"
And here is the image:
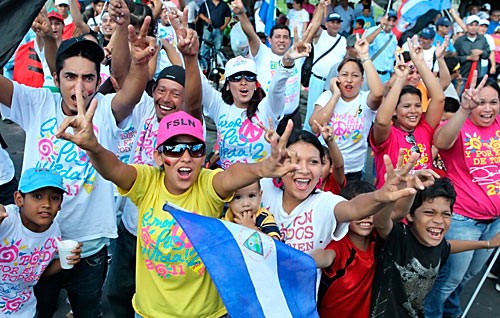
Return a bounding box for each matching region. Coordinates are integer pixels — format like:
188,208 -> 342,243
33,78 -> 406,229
317,247 -> 357,307
0,132 -> 7,149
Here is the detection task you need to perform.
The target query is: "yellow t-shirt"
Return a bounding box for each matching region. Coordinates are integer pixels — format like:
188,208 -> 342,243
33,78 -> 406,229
119,165 -> 229,318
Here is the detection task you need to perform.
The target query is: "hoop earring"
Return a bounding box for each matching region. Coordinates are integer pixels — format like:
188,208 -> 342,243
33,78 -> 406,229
273,178 -> 284,189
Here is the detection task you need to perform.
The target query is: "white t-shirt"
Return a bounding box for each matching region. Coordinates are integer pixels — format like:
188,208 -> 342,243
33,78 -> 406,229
482,34 -> 495,68
5,83 -> 120,244
157,23 -> 178,46
202,65 -> 293,168
261,178 -> 349,287
315,90 -> 376,173
311,32 -> 347,78
0,147 -> 14,185
252,43 -> 304,114
287,9 -> 310,39
402,42 -> 440,72
87,15 -> 102,31
0,205 -> 60,317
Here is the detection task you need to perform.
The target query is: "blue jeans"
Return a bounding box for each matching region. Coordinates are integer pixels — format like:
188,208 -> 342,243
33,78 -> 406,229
107,221 -> 137,318
304,74 -> 326,132
35,246 -> 108,318
424,214 -> 500,318
200,26 -> 223,70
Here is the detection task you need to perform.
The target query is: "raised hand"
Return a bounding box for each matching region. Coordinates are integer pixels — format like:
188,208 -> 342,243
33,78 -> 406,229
231,0 -> 245,15
284,27 -> 311,62
168,7 -> 199,57
313,120 -> 334,143
392,149 -> 438,190
375,153 -> 420,203
461,71 -> 488,111
329,77 -> 341,96
393,52 -> 410,79
55,79 -> 99,151
259,120 -> 300,178
435,35 -> 449,59
407,35 -> 424,63
109,0 -> 130,25
354,34 -> 369,58
32,9 -> 52,38
233,211 -> 258,230
255,117 -> 279,144
127,16 -> 157,65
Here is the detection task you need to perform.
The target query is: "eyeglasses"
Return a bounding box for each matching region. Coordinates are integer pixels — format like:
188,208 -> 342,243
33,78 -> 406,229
157,142 -> 206,158
405,133 -> 421,154
227,72 -> 257,82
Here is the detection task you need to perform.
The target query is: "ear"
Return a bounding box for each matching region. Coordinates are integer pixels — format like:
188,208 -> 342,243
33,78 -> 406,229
153,150 -> 164,167
406,212 -> 415,223
53,73 -> 60,88
13,191 -> 24,207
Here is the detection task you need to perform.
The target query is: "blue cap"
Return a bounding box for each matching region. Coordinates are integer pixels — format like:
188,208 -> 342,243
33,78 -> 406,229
18,168 -> 66,193
388,10 -> 397,19
420,27 -> 436,39
436,17 -> 451,27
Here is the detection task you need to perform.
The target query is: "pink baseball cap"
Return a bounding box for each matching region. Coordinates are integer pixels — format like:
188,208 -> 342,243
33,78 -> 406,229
156,111 -> 205,148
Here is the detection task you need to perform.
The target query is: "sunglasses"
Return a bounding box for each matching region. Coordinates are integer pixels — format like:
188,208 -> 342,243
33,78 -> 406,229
405,133 -> 421,154
157,142 -> 206,158
227,72 -> 257,82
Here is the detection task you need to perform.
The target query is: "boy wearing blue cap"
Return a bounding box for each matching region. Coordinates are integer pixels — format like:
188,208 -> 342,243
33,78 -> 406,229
0,168 -> 81,316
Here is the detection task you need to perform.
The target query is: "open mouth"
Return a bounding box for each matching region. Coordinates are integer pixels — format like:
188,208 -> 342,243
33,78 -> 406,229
177,167 -> 192,180
357,221 -> 373,229
38,212 -> 52,218
427,227 -> 444,240
294,178 -> 311,191
158,104 -> 175,113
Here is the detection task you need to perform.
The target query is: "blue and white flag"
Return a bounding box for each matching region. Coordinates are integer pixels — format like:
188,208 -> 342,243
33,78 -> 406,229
166,203 -> 319,318
259,0 -> 276,37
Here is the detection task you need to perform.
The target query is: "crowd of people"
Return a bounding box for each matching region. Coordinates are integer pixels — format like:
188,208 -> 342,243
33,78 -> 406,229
1,0 -> 500,317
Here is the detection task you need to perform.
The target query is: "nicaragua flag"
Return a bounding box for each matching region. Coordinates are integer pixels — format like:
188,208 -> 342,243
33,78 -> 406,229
259,0 -> 276,37
166,203 -> 319,318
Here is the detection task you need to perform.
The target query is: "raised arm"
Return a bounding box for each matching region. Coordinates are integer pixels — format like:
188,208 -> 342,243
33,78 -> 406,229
109,0 -> 132,89
152,0 -> 163,20
315,120 -> 345,189
435,36 -> 451,90
365,15 -> 387,44
433,72 -> 488,150
448,8 -> 467,35
355,35 -> 383,110
408,36 -> 444,129
69,0 -> 91,36
335,153 -> 420,223
56,80 -> 137,191
213,120 -> 300,198
309,77 -> 341,132
371,53 -> 409,146
111,16 -> 158,123
32,9 -> 58,76
231,0 -> 261,56
170,8 -> 202,120
305,0 -> 329,44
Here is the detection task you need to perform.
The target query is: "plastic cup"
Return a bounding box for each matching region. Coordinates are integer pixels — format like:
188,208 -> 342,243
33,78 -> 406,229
56,239 -> 78,269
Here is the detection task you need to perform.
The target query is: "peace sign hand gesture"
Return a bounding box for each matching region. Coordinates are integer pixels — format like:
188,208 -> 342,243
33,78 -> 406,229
461,71 -> 488,111
283,27 -> 311,65
168,7 -> 199,57
55,80 -> 99,151
128,16 -> 157,66
407,35 -> 424,64
393,52 -> 410,79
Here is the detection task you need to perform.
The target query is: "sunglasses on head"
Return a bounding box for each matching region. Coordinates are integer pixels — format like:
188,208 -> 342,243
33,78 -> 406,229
227,72 -> 257,82
405,133 -> 421,154
157,142 -> 206,158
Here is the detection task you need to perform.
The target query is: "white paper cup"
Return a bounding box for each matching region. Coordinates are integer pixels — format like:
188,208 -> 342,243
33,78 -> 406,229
56,239 -> 78,269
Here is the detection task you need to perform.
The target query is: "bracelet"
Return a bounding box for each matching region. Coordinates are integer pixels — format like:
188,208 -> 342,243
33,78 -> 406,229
360,57 -> 371,64
280,60 -> 295,69
487,240 -> 491,250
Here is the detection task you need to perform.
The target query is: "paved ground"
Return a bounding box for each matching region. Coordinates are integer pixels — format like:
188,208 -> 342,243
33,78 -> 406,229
1,88 -> 499,316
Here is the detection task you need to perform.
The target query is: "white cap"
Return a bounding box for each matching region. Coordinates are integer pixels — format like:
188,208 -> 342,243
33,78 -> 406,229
479,19 -> 490,26
55,0 -> 70,6
483,3 -> 491,11
225,56 -> 257,78
466,15 -> 480,25
496,26 -> 500,33
454,23 -> 464,33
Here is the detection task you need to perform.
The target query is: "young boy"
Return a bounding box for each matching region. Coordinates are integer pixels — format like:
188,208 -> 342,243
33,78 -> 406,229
315,181 -> 378,318
224,181 -> 280,240
0,168 -> 81,316
371,178 -> 500,317
286,0 -> 310,40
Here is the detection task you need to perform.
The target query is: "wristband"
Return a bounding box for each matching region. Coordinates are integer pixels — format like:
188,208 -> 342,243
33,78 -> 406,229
360,57 -> 371,64
280,60 -> 295,69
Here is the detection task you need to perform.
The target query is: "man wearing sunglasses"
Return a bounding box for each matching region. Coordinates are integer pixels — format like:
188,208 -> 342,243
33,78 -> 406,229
434,17 -> 456,56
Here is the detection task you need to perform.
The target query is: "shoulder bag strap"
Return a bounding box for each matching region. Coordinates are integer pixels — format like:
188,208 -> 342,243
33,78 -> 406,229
312,35 -> 343,68
371,34 -> 393,62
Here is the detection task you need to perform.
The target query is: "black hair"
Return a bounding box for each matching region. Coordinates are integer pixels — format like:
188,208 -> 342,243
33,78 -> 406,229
340,181 -> 376,200
128,1 -> 157,36
481,77 -> 500,96
409,178 -> 456,215
19,188 -> 65,198
55,47 -> 101,80
444,56 -> 460,74
397,85 -> 422,105
444,97 -> 460,113
293,0 -> 304,5
221,81 -> 267,121
322,145 -> 331,165
337,57 -> 365,75
356,19 -> 365,27
286,130 -> 325,159
270,24 -> 291,38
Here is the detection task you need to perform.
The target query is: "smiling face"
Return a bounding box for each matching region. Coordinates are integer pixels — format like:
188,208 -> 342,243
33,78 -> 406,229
15,188 -> 63,233
269,28 -> 291,55
152,79 -> 185,120
55,56 -> 100,116
154,135 -> 205,195
407,197 -> 452,247
282,141 -> 322,210
395,93 -> 422,131
405,62 -> 421,87
229,182 -> 262,217
469,86 -> 500,128
325,20 -> 341,37
348,215 -> 374,238
383,17 -> 397,32
338,61 -> 363,101
101,15 -> 116,37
